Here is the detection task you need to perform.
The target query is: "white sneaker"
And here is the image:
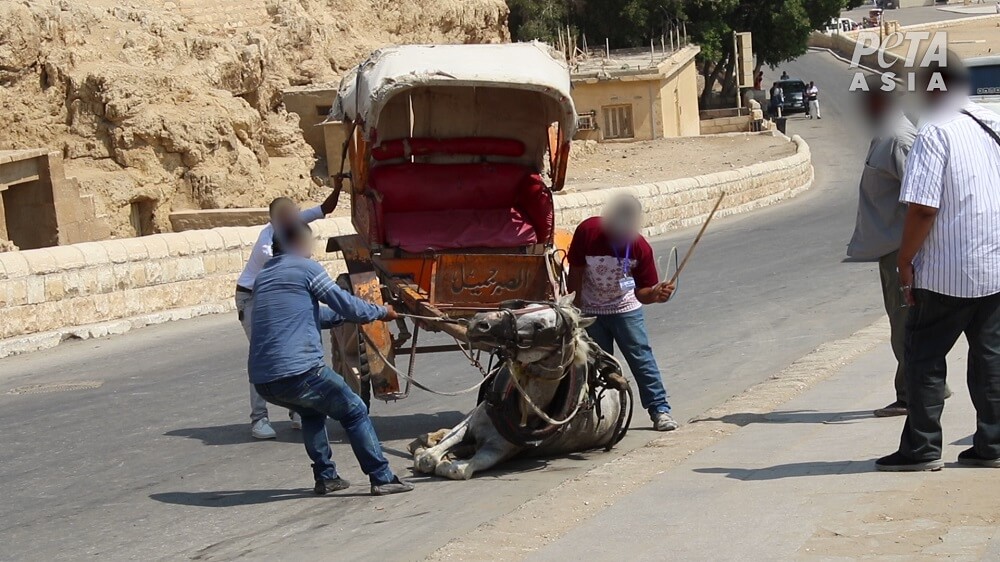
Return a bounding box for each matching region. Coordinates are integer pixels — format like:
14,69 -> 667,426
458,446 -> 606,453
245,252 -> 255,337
290,412 -> 302,430
652,412 -> 679,432
251,418 -> 277,439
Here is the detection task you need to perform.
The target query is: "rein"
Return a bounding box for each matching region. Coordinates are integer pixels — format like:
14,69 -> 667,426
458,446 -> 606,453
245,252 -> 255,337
360,329 -> 497,397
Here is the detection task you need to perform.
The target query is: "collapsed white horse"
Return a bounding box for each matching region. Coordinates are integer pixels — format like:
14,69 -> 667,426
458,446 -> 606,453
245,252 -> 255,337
410,295 -> 633,480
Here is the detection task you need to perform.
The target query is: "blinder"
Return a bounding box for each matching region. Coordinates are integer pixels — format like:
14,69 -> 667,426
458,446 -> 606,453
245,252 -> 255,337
494,301 -> 570,351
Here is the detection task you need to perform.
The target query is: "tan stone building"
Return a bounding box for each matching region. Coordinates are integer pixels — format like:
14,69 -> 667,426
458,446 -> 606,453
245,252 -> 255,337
281,85 -> 340,157
571,44 -> 701,142
0,150 -> 108,250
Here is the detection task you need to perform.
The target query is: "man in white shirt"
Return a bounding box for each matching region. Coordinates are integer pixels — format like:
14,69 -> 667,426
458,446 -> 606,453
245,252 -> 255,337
806,82 -> 821,119
877,55 -> 1000,471
237,193 -> 340,439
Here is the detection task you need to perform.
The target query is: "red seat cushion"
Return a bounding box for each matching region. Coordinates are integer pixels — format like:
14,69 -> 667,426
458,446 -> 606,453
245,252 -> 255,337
371,137 -> 526,161
368,162 -> 553,249
384,209 -> 537,252
372,163 -> 524,213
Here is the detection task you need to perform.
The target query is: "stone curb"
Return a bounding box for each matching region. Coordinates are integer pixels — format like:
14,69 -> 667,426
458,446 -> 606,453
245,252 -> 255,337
0,134 -> 813,358
0,301 -> 235,359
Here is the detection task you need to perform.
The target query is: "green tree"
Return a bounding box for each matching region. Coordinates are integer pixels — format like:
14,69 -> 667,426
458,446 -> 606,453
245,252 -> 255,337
509,0 -> 865,106
508,0 -> 568,42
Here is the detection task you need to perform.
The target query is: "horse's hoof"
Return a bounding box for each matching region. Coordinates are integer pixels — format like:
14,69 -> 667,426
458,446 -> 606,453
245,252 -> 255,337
436,460 -> 472,480
414,452 -> 438,474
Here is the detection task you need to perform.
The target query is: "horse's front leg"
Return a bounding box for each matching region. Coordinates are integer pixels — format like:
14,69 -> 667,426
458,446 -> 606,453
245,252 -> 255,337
414,411 -> 474,474
436,439 -> 520,480
435,412 -> 520,480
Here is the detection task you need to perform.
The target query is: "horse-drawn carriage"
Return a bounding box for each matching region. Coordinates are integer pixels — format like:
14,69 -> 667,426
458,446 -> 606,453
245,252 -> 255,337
323,43 -> 579,407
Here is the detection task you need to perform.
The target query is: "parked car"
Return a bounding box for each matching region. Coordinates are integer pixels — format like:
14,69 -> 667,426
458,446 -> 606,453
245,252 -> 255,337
967,56 -> 1000,116
775,79 -> 808,114
824,17 -> 859,33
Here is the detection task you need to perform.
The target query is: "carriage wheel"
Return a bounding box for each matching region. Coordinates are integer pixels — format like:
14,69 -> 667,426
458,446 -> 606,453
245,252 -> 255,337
329,273 -> 372,411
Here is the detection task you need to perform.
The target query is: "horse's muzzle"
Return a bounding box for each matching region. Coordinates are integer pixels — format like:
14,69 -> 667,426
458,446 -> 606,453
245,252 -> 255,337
466,311 -> 510,346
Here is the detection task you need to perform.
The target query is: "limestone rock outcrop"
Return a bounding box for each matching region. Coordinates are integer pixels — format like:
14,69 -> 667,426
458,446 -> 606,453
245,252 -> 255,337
0,0 -> 509,237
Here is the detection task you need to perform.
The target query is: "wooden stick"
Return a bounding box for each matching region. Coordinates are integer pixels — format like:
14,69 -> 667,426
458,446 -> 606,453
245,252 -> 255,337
667,192 -> 726,285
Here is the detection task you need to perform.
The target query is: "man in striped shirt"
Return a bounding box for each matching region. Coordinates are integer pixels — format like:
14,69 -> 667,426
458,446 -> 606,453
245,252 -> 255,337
877,55 -> 1000,471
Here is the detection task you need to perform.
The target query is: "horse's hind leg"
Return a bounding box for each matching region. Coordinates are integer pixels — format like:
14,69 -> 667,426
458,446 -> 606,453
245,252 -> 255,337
414,414 -> 473,474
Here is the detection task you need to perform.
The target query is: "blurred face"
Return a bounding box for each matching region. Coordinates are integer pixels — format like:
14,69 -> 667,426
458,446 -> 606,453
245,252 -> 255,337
863,91 -> 891,125
271,202 -> 300,226
602,197 -> 641,243
292,236 -> 314,259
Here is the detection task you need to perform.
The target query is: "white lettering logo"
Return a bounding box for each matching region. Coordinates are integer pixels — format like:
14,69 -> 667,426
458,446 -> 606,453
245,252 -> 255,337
847,31 -> 950,93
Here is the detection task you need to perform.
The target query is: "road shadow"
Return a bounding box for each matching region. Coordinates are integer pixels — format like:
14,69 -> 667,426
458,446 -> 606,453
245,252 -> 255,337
690,409 -> 873,427
694,460 -> 876,481
951,434 -> 974,446
151,488 -> 378,506
164,423 -> 302,446
151,488 -> 328,507
370,410 -> 467,442
164,411 -> 467,447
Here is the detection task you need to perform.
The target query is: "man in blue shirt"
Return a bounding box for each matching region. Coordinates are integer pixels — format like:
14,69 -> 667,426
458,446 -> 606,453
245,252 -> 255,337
249,221 -> 413,496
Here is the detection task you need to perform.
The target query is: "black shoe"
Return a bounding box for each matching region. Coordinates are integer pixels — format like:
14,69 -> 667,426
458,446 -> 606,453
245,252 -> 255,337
370,476 -> 414,496
957,447 -> 1000,468
875,451 -> 943,472
314,477 -> 351,495
873,401 -> 907,417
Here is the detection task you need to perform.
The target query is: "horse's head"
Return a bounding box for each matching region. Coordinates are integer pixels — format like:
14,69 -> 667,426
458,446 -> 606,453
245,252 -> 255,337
466,294 -> 594,374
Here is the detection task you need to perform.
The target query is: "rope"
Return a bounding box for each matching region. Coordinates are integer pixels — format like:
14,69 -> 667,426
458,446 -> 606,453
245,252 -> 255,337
396,312 -> 464,324
360,329 -> 495,396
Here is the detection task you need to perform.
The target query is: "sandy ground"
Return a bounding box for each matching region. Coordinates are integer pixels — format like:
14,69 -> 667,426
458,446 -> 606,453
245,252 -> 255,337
564,133 -> 796,192
876,15 -> 1000,60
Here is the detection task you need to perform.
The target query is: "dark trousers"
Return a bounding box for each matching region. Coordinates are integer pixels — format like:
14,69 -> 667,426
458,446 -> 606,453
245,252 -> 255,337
255,365 -> 395,485
898,289 -> 1000,461
878,251 -> 909,403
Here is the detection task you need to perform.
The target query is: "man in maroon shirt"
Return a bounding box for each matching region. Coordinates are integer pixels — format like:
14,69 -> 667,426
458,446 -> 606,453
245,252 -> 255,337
567,195 -> 678,431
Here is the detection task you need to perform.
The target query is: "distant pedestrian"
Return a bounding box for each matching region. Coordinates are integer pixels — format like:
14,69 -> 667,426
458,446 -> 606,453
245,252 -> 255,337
235,193 -> 339,440
806,81 -> 821,119
780,70 -> 789,80
754,70 -> 764,90
876,54 -> 1000,472
567,195 -> 679,432
249,221 -> 413,495
769,83 -> 784,119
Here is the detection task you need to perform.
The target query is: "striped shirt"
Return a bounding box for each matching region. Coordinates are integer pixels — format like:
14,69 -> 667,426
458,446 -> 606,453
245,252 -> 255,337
900,100 -> 1000,298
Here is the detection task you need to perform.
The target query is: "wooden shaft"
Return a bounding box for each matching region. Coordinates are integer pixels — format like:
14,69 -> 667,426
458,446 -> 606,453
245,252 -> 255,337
668,192 -> 726,285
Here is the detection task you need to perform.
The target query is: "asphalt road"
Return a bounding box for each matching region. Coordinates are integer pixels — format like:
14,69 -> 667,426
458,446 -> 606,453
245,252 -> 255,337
841,3 -> 974,27
0,52 -> 887,561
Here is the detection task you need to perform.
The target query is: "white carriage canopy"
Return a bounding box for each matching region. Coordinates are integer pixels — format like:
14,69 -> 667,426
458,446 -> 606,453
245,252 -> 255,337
330,42 -> 577,168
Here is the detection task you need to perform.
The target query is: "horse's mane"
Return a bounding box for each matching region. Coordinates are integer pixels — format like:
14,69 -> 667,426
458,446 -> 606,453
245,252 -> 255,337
559,303 -> 593,368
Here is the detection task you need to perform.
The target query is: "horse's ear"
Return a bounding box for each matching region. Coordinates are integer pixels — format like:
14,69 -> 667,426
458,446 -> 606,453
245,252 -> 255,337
577,315 -> 596,328
559,292 -> 576,307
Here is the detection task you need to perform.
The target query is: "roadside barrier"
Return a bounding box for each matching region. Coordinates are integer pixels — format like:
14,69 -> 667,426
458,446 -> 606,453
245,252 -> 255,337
0,134 -> 812,357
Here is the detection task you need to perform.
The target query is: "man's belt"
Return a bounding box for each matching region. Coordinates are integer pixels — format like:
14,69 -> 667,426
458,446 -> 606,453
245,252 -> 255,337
236,285 -> 253,294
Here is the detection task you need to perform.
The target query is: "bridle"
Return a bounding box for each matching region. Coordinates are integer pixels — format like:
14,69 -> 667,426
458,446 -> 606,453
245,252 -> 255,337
492,301 -> 578,379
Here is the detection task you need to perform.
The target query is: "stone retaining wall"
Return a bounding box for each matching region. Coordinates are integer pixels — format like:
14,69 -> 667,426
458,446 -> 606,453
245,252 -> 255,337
169,208 -> 270,232
0,134 -> 812,358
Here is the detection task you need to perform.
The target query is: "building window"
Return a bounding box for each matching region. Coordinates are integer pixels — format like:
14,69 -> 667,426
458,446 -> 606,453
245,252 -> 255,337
602,104 -> 634,140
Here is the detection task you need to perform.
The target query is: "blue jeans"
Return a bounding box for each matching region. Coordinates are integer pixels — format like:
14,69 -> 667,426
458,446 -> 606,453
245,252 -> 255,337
255,365 -> 395,485
586,308 -> 671,416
